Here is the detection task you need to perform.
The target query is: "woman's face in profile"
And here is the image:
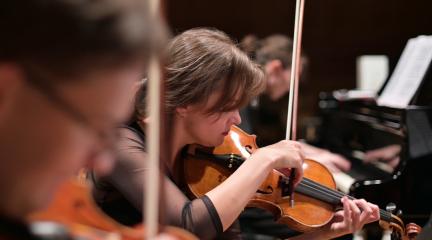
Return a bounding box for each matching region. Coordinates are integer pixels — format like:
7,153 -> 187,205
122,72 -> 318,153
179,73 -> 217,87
179,91 -> 242,147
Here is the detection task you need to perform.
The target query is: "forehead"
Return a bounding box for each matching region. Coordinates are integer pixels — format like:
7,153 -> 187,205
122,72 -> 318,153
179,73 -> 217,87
193,89 -> 243,114
210,86 -> 244,109
194,90 -> 222,110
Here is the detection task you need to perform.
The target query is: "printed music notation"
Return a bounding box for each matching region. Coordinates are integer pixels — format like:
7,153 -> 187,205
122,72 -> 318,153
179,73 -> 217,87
378,36 -> 432,108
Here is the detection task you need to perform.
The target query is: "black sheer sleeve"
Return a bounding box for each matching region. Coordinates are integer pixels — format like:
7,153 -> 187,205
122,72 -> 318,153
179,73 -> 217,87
93,126 -> 242,239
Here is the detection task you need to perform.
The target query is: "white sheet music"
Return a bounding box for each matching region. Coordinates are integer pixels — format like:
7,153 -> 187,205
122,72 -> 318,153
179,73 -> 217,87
377,36 -> 432,108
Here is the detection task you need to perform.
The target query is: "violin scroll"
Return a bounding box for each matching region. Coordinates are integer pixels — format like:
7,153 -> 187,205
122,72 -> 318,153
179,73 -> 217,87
379,203 -> 422,240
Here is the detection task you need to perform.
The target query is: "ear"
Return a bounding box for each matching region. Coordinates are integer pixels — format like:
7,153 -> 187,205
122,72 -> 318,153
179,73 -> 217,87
265,60 -> 285,86
265,59 -> 284,75
175,106 -> 190,118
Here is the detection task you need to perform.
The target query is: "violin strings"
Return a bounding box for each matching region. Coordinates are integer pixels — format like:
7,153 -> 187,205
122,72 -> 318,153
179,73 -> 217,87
295,178 -> 391,221
300,178 -> 390,218
301,178 -> 345,199
298,180 -> 391,221
296,179 -> 343,203
263,164 -> 392,221
275,169 -> 347,202
226,156 -> 393,222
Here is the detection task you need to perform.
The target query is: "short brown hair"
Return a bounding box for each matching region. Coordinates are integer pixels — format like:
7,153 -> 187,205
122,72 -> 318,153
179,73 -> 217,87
240,34 -> 308,71
163,28 -> 265,115
241,34 -> 293,69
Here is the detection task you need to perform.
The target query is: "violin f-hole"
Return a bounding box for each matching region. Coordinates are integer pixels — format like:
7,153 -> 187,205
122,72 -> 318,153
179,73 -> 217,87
256,186 -> 274,195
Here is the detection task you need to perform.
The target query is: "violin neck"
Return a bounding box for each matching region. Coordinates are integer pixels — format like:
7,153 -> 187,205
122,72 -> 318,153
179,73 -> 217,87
295,178 -> 398,225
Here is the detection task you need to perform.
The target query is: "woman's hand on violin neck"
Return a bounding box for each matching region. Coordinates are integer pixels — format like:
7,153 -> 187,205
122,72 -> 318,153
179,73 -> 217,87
325,196 -> 380,238
252,140 -> 304,185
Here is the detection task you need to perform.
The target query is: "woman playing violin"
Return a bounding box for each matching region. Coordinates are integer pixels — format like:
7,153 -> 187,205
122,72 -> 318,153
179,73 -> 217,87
0,0 -> 170,239
91,28 -> 380,239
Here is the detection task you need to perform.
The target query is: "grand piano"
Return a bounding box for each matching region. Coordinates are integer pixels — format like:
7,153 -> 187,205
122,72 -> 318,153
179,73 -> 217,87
316,42 -> 432,227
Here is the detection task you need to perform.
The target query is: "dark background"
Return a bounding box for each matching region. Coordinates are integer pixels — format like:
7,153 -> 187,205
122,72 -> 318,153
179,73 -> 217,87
165,0 -> 432,131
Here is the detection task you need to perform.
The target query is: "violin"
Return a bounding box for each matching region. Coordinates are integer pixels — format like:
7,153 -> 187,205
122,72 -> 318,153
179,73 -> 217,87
181,125 -> 421,240
28,179 -> 198,240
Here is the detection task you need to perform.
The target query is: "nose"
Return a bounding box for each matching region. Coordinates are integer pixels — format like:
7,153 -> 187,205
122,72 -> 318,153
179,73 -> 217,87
231,109 -> 241,125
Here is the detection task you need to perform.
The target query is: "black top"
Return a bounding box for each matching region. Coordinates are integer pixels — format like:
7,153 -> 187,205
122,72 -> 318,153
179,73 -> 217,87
91,122 -> 241,240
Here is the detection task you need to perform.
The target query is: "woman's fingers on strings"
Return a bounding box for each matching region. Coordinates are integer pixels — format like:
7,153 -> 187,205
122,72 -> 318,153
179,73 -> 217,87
355,199 -> 380,224
354,199 -> 373,226
327,197 -> 375,237
343,197 -> 381,232
332,210 -> 345,223
333,196 -> 352,231
346,197 -> 362,230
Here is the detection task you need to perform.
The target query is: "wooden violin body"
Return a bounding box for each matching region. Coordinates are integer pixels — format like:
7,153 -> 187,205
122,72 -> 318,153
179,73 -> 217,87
184,127 -> 335,232
28,180 -> 198,240
182,125 -> 421,239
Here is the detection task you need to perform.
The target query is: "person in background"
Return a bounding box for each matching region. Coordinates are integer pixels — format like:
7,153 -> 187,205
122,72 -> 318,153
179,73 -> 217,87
239,34 -> 351,173
240,34 -> 402,173
239,34 -> 401,239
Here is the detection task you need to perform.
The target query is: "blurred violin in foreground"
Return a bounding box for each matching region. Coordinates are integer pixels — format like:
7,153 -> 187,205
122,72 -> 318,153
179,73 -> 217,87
28,180 -> 197,240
